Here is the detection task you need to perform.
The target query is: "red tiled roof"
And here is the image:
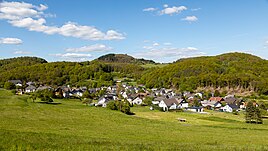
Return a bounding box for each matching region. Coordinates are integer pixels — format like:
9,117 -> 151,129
209,97 -> 223,102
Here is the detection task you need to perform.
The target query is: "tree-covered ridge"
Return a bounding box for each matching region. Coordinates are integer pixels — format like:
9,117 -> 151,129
0,56 -> 47,71
97,53 -> 155,64
0,58 -> 145,87
140,52 -> 268,95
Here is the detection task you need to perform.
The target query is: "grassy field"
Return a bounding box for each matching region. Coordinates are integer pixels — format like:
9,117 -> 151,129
1,89 -> 268,151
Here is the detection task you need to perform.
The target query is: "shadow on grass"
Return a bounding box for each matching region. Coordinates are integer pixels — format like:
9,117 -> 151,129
36,102 -> 62,105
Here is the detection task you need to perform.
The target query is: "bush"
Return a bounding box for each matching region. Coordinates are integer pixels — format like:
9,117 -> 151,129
107,101 -> 118,110
232,110 -> 239,115
4,82 -> 15,90
106,100 -> 132,115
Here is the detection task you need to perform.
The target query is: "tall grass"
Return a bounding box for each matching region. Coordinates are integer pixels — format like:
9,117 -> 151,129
0,89 -> 267,150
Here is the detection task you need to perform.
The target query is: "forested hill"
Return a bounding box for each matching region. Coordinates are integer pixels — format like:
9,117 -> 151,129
0,57 -> 47,71
140,52 -> 268,95
1,53 -> 268,95
0,56 -> 145,87
97,54 -> 155,64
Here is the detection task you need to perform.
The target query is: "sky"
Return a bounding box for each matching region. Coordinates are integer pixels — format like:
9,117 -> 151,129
0,0 -> 268,63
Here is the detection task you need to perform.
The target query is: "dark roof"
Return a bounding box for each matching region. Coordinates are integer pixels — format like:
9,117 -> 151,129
163,98 -> 179,107
154,97 -> 165,102
224,97 -> 240,104
228,104 -> 239,109
178,99 -> 188,104
8,80 -> 22,84
25,85 -> 36,90
37,86 -> 52,91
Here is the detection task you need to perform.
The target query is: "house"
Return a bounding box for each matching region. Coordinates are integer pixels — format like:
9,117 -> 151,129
60,86 -> 72,98
187,107 -> 204,113
122,91 -> 128,99
158,98 -> 179,111
223,96 -> 241,106
152,97 -> 165,105
96,94 -> 115,107
25,85 -> 36,93
36,86 -> 53,91
195,93 -> 203,99
71,89 -> 83,97
178,99 -> 189,108
26,81 -> 35,86
8,80 -> 22,87
209,97 -> 224,102
133,97 -> 143,105
221,104 -> 239,113
214,102 -> 222,109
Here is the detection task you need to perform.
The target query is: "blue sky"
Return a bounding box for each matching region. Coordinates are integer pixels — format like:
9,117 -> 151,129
0,0 -> 268,63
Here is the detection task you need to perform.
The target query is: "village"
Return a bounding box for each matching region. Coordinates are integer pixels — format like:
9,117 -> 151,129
7,79 -> 249,114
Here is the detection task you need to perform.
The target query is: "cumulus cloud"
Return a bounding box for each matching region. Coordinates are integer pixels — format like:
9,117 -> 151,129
0,1 -> 125,40
52,53 -> 92,62
66,44 -> 112,52
160,6 -> 187,15
143,7 -> 157,12
143,5 -> 187,16
153,42 -> 160,46
191,8 -> 201,11
135,42 -> 204,62
182,16 -> 198,22
13,50 -> 31,54
0,37 -> 22,44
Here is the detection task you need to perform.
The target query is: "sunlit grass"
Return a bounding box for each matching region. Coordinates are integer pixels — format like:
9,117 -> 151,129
0,89 -> 268,150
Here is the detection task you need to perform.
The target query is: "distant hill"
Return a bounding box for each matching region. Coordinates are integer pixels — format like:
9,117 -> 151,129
140,52 -> 268,95
0,57 -> 47,71
97,54 -> 155,64
1,53 -> 268,95
0,56 -> 144,87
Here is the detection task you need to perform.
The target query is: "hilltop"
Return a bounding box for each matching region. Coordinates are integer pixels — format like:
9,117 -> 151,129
140,52 -> 268,95
0,57 -> 47,71
96,53 -> 155,64
0,52 -> 268,95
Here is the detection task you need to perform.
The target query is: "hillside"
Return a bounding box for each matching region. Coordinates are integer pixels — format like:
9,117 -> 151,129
0,56 -> 144,87
1,53 -> 268,95
140,52 -> 268,95
97,53 -> 155,64
0,57 -> 47,71
0,89 -> 267,150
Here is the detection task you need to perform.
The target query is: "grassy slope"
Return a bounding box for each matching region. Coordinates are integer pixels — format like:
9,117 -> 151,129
0,89 -> 268,151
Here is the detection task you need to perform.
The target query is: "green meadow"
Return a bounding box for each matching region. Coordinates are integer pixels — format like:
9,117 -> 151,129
0,89 -> 268,151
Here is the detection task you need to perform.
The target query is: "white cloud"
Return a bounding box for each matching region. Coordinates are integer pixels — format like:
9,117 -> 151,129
186,47 -> 198,51
0,1 -> 125,41
37,4 -> 48,11
153,42 -> 160,46
191,8 -> 201,11
143,7 -> 157,12
13,50 -> 31,54
55,53 -> 92,58
0,37 -> 22,44
182,16 -> 198,22
135,45 -> 204,62
163,4 -> 168,8
52,53 -> 92,62
163,42 -> 172,46
66,44 -> 112,52
160,6 -> 187,15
